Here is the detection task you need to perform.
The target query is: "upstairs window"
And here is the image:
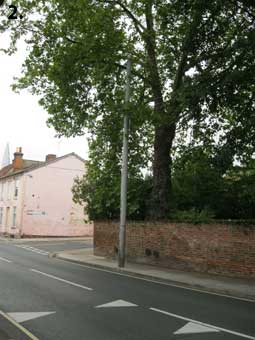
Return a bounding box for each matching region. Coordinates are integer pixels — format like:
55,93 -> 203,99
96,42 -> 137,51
0,183 -> 3,201
7,181 -> 11,200
14,179 -> 19,199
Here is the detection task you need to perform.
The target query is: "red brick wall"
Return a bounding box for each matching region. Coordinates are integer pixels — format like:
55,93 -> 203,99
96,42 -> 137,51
94,221 -> 255,279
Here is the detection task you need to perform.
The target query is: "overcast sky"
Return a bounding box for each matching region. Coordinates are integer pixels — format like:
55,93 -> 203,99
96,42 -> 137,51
0,33 -> 89,165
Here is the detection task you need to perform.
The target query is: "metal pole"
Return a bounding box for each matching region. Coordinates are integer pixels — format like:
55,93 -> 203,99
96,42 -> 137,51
118,58 -> 131,268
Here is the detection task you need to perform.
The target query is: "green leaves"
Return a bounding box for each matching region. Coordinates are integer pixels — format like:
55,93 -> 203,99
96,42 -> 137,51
172,146 -> 255,220
1,0 -> 255,219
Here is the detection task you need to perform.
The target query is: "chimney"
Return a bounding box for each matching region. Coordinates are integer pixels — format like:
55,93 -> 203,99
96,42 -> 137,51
45,154 -> 57,162
13,147 -> 23,170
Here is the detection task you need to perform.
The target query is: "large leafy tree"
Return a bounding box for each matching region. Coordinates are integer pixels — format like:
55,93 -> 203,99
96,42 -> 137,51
1,0 -> 255,219
72,105 -> 153,220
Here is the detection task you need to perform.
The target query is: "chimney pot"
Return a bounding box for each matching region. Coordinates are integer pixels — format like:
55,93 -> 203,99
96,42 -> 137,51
13,147 -> 23,170
45,154 -> 57,162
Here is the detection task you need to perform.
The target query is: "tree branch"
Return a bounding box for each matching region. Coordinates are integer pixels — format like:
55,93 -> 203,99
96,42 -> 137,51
102,0 -> 145,36
65,37 -> 79,44
144,0 -> 164,117
172,0 -> 205,93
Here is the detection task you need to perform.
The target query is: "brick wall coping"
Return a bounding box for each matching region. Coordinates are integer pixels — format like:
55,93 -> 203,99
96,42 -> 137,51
95,220 -> 255,228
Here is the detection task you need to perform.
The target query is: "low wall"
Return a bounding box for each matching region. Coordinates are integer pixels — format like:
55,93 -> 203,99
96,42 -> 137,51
94,221 -> 255,279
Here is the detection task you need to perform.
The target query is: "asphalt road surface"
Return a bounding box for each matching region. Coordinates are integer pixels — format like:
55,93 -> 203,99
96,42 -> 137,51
13,239 -> 93,255
0,239 -> 254,340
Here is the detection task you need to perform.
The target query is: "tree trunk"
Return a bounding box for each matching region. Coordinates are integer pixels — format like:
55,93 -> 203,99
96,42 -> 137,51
144,1 -> 173,219
144,0 -> 204,219
150,123 -> 176,219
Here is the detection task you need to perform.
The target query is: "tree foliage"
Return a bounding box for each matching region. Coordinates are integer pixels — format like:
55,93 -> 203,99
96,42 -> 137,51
72,106 -> 153,220
172,146 -> 223,212
172,147 -> 255,220
1,0 -> 255,219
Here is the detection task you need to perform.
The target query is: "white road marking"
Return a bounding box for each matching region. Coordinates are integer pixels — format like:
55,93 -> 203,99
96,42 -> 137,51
16,245 -> 49,253
57,260 -> 255,303
15,245 -> 49,256
0,310 -> 39,340
174,321 -> 220,335
30,269 -> 93,291
150,307 -> 255,339
0,256 -> 12,263
95,299 -> 138,308
23,245 -> 49,252
23,247 -> 49,255
8,311 -> 56,323
27,242 -> 68,247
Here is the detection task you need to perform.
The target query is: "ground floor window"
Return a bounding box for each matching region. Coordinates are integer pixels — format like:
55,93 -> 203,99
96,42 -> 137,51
12,207 -> 16,227
0,208 -> 3,225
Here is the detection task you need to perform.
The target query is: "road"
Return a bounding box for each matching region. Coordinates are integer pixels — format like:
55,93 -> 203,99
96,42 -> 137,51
0,239 -> 254,340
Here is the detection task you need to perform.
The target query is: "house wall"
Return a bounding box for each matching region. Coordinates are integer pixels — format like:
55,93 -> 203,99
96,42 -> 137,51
0,175 -> 24,236
21,155 -> 93,237
94,221 -> 255,279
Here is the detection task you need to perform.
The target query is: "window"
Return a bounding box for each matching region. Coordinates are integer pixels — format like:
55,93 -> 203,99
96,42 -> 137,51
0,183 -> 3,201
7,181 -> 11,200
2,182 -> 6,200
0,208 -> 3,225
12,207 -> 16,227
14,179 -> 19,199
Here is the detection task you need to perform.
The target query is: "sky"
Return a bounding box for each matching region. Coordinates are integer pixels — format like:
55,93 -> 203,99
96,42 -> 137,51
0,33 -> 89,165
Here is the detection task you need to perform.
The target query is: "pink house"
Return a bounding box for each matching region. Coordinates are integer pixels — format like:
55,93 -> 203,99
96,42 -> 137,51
0,148 -> 93,237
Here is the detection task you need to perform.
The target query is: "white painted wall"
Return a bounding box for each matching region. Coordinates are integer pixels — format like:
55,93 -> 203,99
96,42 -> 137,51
21,155 -> 93,237
0,175 -> 23,235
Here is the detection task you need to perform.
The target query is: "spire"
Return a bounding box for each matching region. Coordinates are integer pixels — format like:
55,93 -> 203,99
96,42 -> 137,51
1,143 -> 10,168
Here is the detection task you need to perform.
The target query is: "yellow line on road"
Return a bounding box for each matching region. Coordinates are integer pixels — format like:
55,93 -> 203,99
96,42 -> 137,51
0,310 -> 39,340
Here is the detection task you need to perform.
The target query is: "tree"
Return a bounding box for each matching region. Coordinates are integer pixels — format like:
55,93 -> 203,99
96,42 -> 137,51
1,0 -> 255,219
172,146 -> 223,212
217,160 -> 255,219
72,104 -> 153,220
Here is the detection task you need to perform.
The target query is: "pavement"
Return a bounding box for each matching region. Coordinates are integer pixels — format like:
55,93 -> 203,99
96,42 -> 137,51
0,236 -> 93,243
54,247 -> 255,302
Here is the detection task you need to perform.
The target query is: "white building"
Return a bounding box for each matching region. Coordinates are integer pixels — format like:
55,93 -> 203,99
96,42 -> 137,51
0,148 -> 93,237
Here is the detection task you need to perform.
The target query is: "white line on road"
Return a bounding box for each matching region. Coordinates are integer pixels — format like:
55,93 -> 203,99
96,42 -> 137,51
0,310 -> 39,340
0,256 -> 12,263
30,269 -> 93,291
27,242 -> 69,246
23,246 -> 49,254
15,245 -> 49,255
16,245 -> 49,252
150,307 -> 255,339
22,245 -> 48,253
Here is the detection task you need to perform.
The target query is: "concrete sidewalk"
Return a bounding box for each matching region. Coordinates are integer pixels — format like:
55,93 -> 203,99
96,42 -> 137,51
53,248 -> 255,302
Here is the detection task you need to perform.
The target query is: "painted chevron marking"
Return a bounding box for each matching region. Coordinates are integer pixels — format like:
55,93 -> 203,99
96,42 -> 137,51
174,321 -> 220,335
8,311 -> 56,323
95,300 -> 138,308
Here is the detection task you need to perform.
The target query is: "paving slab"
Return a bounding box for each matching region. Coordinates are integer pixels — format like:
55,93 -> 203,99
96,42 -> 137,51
53,248 -> 255,302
